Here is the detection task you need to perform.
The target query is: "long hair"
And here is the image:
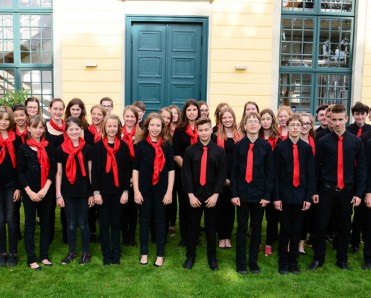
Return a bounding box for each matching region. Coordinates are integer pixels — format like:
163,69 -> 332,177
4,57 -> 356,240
139,112 -> 167,143
159,107 -> 173,142
122,105 -> 141,143
259,108 -> 280,139
300,112 -> 316,139
213,102 -> 229,127
27,115 -> 46,140
239,101 -> 260,134
25,96 -> 41,116
64,98 -> 89,129
102,114 -> 122,139
178,99 -> 200,130
169,105 -> 181,125
0,106 -> 15,131
216,107 -> 243,142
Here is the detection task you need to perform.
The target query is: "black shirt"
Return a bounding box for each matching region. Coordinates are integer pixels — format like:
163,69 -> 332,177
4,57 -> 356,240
0,135 -> 22,188
316,131 -> 366,198
365,139 -> 371,193
172,128 -> 193,159
346,123 -> 371,136
315,127 -> 331,141
92,140 -> 132,194
45,127 -> 64,148
274,139 -> 315,204
182,141 -> 226,201
230,137 -> 274,203
56,143 -> 92,197
211,134 -> 234,179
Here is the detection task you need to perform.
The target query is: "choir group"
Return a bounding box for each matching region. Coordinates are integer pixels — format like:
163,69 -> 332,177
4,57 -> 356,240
1,96 -> 371,274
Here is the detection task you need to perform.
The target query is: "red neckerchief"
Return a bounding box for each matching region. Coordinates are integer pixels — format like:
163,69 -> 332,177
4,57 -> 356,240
262,136 -> 279,151
216,132 -> 241,148
15,126 -> 27,143
102,137 -> 120,188
308,135 -> 316,156
88,124 -> 102,143
278,126 -> 288,140
185,124 -> 198,145
0,130 -> 16,168
121,125 -> 136,159
49,118 -> 65,132
146,135 -> 165,185
26,138 -> 50,188
61,137 -> 86,184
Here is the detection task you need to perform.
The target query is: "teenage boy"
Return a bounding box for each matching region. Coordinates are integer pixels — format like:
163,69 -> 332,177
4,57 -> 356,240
132,101 -> 146,128
231,112 -> 274,274
274,114 -> 315,274
100,97 -> 114,114
182,117 -> 226,271
316,105 -> 334,141
362,139 -> 371,270
308,104 -> 366,271
315,105 -> 328,135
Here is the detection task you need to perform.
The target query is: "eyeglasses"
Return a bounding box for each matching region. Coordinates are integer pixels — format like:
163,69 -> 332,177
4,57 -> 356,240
102,105 -> 112,108
288,123 -> 302,128
200,109 -> 209,112
302,122 -> 312,126
246,120 -> 260,124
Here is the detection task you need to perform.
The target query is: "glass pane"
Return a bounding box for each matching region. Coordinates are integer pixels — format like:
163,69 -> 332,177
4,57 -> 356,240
0,0 -> 13,8
318,18 -> 352,68
316,74 -> 350,107
19,0 -> 52,8
320,0 -> 353,13
281,18 -> 314,67
279,73 -> 312,112
0,70 -> 16,96
282,0 -> 315,12
0,15 -> 14,63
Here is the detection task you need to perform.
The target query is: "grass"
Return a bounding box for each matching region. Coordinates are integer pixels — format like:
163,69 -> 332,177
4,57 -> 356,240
1,209 -> 371,298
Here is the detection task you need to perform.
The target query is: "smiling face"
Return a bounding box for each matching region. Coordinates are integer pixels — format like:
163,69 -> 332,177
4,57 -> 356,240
28,122 -> 45,141
26,101 -> 39,116
148,118 -> 162,140
245,104 -> 258,116
13,110 -> 27,128
186,105 -> 199,122
49,101 -> 64,121
317,109 -> 327,127
300,115 -> 312,135
161,110 -> 171,126
66,122 -> 81,143
105,118 -> 119,139
200,104 -> 209,118
123,110 -> 137,129
170,107 -> 179,123
353,111 -> 367,127
91,107 -> 104,126
221,111 -> 233,129
0,112 -> 10,131
278,110 -> 289,127
70,104 -> 82,118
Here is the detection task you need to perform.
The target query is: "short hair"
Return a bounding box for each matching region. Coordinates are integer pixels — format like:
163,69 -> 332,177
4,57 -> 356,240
196,117 -> 212,128
0,106 -> 15,130
326,104 -> 335,114
351,101 -> 369,115
132,101 -> 146,111
244,112 -> 261,124
286,113 -> 303,126
331,104 -> 346,114
100,97 -> 113,106
102,114 -> 122,138
49,98 -> 65,108
316,104 -> 329,115
12,104 -> 27,114
27,115 -> 46,139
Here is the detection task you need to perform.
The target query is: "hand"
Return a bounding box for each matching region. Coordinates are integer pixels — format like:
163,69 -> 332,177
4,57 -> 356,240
312,194 -> 319,204
88,196 -> 95,208
351,196 -> 361,207
274,200 -> 282,211
134,191 -> 143,205
57,197 -> 65,208
37,187 -> 48,200
302,201 -> 311,211
260,199 -> 270,207
28,190 -> 41,202
205,194 -> 218,208
365,193 -> 371,208
163,192 -> 172,205
130,178 -> 133,187
189,194 -> 201,208
225,179 -> 230,186
231,197 -> 240,207
120,192 -> 129,205
94,193 -> 103,205
13,189 -> 21,202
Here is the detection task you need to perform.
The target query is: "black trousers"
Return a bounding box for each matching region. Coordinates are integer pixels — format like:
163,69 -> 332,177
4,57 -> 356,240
313,185 -> 353,264
236,202 -> 265,270
362,204 -> 371,263
351,204 -> 364,247
121,188 -> 138,243
278,204 -> 304,267
265,203 -> 279,245
166,181 -> 178,228
186,202 -> 217,260
216,186 -> 235,240
177,169 -> 190,242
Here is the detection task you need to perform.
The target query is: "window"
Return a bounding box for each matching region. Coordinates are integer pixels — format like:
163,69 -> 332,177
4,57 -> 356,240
279,0 -> 355,113
0,0 -> 53,112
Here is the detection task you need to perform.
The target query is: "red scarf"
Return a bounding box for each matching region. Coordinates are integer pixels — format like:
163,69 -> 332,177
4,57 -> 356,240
61,137 -> 86,184
49,118 -> 65,132
121,125 -> 136,159
0,130 -> 16,168
146,135 -> 165,185
88,124 -> 102,143
278,126 -> 288,140
185,124 -> 198,145
102,137 -> 120,188
216,132 -> 241,148
308,135 -> 316,156
26,138 -> 50,188
262,137 -> 279,151
15,126 -> 27,143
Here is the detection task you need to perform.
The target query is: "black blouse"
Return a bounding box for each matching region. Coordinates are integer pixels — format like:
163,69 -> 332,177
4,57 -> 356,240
0,135 -> 22,187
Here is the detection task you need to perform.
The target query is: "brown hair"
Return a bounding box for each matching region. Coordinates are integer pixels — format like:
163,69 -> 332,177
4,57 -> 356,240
90,105 -> 107,117
0,106 -> 15,130
196,117 -> 212,127
351,101 -> 369,115
100,97 -> 114,107
27,115 -> 46,140
178,99 -> 200,130
64,98 -> 88,129
331,104 -> 346,114
49,98 -> 65,108
140,113 -> 167,142
214,102 -> 229,126
259,108 -> 280,139
25,96 -> 41,115
132,101 -> 146,112
169,105 -> 181,125
216,107 -> 243,142
65,116 -> 82,131
300,112 -> 315,139
102,114 -> 122,139
286,113 -> 303,126
123,105 -> 139,123
244,112 -> 261,124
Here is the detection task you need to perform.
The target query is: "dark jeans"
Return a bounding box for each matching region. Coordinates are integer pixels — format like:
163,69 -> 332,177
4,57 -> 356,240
313,186 -> 353,264
265,203 -> 279,245
23,194 -> 52,264
217,186 -> 235,240
166,186 -> 178,228
186,202 -> 218,260
236,202 -> 265,270
351,204 -> 364,247
98,193 -> 122,262
121,188 -> 137,243
362,204 -> 371,263
64,196 -> 90,254
0,185 -> 18,254
278,204 -> 304,267
139,190 -> 167,256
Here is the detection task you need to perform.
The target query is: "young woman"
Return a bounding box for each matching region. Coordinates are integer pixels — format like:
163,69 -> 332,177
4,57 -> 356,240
172,99 -> 200,247
55,117 -> 94,265
92,114 -> 131,265
212,107 -> 242,249
133,113 -> 175,267
121,105 -> 141,246
17,115 -> 56,270
169,105 -> 181,136
0,107 -> 22,267
213,102 -> 229,133
64,98 -> 89,130
198,101 -> 209,118
159,107 -> 173,142
12,105 -> 28,143
259,109 -> 281,256
239,101 -> 260,135
277,106 -> 293,140
25,97 -> 41,117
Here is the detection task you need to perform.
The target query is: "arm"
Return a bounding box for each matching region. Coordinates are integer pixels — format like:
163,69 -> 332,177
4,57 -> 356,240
55,163 -> 65,208
132,169 -> 143,205
87,160 -> 94,207
163,170 -> 175,205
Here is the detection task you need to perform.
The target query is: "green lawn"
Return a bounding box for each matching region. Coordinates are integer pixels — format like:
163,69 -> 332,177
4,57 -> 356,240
1,209 -> 371,298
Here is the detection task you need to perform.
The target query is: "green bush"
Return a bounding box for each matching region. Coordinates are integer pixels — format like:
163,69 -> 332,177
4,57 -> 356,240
0,89 -> 30,107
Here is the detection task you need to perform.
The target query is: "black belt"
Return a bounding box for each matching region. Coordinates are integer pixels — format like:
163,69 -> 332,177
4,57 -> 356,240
322,183 -> 354,192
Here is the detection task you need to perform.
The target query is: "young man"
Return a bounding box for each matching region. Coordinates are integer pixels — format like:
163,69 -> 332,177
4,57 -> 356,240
308,104 -> 366,271
316,105 -> 334,141
274,114 -> 315,274
315,104 -> 328,135
362,139 -> 371,270
132,101 -> 146,128
231,112 -> 274,274
100,97 -> 113,114
182,117 -> 226,271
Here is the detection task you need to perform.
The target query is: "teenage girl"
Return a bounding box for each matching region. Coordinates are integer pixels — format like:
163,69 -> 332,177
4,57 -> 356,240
277,106 -> 293,140
64,98 -> 89,129
239,101 -> 260,135
213,102 -> 229,133
198,101 -> 209,118
169,105 -> 181,136
12,105 -> 28,143
25,97 -> 41,117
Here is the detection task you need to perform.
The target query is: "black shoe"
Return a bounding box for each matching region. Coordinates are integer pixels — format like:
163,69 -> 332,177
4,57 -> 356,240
307,260 -> 323,270
351,245 -> 359,254
62,252 -> 77,264
208,259 -> 219,271
79,253 -> 91,264
183,257 -> 194,269
178,239 -> 186,248
336,261 -> 350,270
288,264 -> 300,274
250,263 -> 261,274
279,267 -> 289,275
7,254 -> 17,267
361,263 -> 371,270
0,253 -> 6,267
103,256 -> 111,266
237,269 -> 248,275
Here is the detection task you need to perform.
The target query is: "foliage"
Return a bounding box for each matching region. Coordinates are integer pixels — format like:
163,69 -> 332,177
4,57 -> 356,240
0,89 -> 29,107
